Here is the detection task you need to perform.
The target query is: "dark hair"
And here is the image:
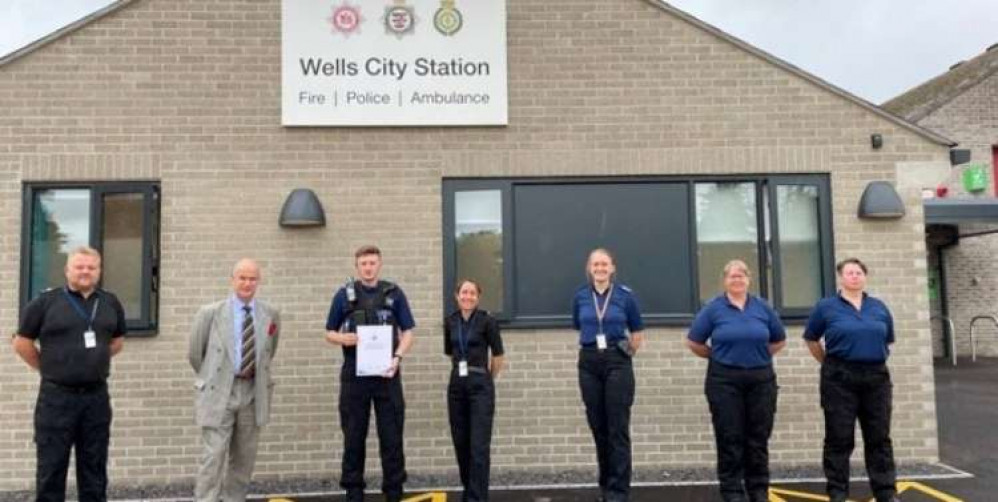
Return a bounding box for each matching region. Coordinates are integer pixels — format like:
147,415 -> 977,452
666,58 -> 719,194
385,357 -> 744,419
354,245 -> 382,260
454,278 -> 483,296
836,257 -> 868,275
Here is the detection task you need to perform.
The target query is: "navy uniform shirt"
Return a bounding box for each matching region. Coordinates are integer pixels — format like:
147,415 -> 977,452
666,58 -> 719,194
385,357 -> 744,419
572,283 -> 644,345
803,293 -> 894,363
688,294 -> 786,369
17,287 -> 127,386
444,309 -> 504,369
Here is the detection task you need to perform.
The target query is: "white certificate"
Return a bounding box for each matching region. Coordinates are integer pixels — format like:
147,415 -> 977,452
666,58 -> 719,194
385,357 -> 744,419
356,325 -> 393,377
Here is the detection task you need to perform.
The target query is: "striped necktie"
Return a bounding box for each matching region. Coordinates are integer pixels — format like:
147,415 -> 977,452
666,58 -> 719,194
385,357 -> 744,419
240,305 -> 256,377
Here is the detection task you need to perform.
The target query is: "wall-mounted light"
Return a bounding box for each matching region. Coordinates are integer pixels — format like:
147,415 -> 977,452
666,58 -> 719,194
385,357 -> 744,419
279,188 -> 326,228
858,181 -> 905,219
870,133 -> 883,149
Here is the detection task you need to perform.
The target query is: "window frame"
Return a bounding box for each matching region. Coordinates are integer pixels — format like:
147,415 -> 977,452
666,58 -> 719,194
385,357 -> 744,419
20,181 -> 161,335
443,174 -> 834,328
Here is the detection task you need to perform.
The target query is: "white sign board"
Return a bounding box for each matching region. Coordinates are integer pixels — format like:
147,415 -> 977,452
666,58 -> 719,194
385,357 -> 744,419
282,0 -> 508,126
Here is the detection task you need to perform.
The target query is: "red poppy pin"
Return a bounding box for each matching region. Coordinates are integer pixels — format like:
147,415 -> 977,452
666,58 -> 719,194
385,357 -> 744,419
268,322 -> 278,336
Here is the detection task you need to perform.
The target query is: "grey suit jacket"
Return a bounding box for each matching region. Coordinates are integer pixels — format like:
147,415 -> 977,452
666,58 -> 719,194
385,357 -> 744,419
188,298 -> 280,427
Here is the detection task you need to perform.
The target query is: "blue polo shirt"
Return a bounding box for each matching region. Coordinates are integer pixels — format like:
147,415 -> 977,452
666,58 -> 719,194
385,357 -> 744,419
688,294 -> 786,369
803,293 -> 894,363
572,283 -> 644,345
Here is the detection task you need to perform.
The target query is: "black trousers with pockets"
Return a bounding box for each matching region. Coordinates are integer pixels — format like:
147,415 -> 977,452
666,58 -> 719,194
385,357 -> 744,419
339,361 -> 407,502
448,369 -> 496,502
704,361 -> 778,502
578,347 -> 635,502
820,357 -> 896,502
34,380 -> 112,502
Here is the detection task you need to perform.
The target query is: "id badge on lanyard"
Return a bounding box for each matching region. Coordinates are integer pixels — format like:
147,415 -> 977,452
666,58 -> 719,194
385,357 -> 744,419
458,318 -> 470,377
593,286 -> 613,351
64,288 -> 100,350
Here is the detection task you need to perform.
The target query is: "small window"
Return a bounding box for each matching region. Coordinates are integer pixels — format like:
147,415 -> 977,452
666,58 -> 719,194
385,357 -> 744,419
21,183 -> 160,334
454,189 -> 504,314
773,182 -> 824,311
695,182 -> 760,302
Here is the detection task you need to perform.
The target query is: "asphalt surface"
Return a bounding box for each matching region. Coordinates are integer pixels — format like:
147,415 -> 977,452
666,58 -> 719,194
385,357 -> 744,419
247,358 -> 990,502
3,359 -> 989,501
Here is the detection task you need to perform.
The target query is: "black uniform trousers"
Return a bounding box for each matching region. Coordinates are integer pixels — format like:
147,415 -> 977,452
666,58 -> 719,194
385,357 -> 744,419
339,361 -> 407,502
447,368 -> 496,502
34,380 -> 112,502
704,361 -> 777,502
578,346 -> 634,502
820,357 -> 896,502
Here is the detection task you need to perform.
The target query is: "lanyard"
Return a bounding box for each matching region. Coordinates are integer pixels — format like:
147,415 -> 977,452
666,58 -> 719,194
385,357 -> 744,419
63,287 -> 100,330
457,312 -> 474,359
592,284 -> 614,334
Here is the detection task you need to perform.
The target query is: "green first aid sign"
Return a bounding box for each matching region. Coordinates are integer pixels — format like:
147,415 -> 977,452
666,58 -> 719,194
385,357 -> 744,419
962,164 -> 988,192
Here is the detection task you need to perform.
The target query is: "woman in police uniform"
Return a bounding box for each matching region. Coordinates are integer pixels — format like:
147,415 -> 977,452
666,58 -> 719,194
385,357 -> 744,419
686,259 -> 786,502
573,248 -> 644,502
444,279 -> 505,502
804,258 -> 899,502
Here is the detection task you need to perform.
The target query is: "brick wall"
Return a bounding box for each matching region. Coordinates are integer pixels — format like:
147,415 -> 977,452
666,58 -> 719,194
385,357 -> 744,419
0,0 -> 947,490
911,71 -> 998,357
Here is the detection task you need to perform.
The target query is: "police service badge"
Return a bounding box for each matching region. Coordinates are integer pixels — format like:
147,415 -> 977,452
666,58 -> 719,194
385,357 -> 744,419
434,0 -> 463,36
383,0 -> 416,39
328,1 -> 364,37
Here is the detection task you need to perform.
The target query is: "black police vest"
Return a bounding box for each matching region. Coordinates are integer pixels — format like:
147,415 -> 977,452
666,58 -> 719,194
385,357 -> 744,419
342,281 -> 400,355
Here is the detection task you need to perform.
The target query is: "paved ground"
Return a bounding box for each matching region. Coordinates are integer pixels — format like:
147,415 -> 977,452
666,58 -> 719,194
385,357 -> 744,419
4,359 -> 989,502
247,358 -> 989,502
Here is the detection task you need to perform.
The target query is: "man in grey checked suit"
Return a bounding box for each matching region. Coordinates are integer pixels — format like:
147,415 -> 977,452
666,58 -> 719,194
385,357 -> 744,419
188,258 -> 280,501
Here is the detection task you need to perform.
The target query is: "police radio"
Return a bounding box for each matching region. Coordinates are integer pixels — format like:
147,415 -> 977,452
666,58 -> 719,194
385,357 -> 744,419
345,278 -> 356,302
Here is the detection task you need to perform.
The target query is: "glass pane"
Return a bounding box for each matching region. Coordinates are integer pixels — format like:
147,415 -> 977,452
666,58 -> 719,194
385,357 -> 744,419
513,183 -> 693,317
455,190 -> 503,313
101,192 -> 145,320
695,182 -> 759,302
29,189 -> 91,300
777,185 -> 821,308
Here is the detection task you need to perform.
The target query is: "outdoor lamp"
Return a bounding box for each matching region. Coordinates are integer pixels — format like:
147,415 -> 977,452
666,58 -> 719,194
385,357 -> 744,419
279,188 -> 326,227
857,181 -> 905,219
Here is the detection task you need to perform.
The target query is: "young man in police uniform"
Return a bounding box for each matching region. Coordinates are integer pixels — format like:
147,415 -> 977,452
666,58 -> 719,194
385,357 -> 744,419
13,246 -> 127,502
325,245 -> 415,502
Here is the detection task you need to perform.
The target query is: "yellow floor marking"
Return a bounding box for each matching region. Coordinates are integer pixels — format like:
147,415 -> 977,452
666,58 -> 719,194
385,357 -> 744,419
769,487 -> 832,501
268,499 -> 296,502
768,480 -> 965,502
402,492 -> 447,502
897,481 -> 964,502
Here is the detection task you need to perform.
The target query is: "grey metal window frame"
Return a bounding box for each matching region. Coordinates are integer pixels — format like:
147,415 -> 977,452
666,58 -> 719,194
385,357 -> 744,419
443,175 -> 833,328
19,181 -> 161,335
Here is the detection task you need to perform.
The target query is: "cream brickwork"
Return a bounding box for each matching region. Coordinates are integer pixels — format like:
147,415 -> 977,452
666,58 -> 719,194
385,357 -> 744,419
907,70 -> 998,357
0,0 -> 945,490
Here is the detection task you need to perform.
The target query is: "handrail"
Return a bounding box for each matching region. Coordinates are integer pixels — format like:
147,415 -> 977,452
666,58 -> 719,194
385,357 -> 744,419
931,315 -> 957,366
969,315 -> 998,362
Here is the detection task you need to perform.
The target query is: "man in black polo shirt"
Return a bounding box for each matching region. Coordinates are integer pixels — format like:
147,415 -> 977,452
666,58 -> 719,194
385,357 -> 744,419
13,246 -> 126,502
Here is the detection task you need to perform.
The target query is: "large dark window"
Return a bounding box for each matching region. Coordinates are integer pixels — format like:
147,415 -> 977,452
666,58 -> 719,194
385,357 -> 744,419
21,183 -> 160,334
443,176 -> 833,326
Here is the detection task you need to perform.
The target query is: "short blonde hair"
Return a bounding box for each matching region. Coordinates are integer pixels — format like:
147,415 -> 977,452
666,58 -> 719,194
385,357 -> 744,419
66,246 -> 102,264
722,259 -> 751,278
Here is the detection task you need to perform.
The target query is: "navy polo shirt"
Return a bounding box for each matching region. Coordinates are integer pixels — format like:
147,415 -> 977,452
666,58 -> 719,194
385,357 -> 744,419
572,283 -> 644,345
803,293 -> 894,363
688,294 -> 786,369
325,283 -> 416,332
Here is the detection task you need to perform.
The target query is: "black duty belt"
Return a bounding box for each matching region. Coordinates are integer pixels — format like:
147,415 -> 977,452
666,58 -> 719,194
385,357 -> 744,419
42,380 -> 106,394
452,364 -> 489,375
